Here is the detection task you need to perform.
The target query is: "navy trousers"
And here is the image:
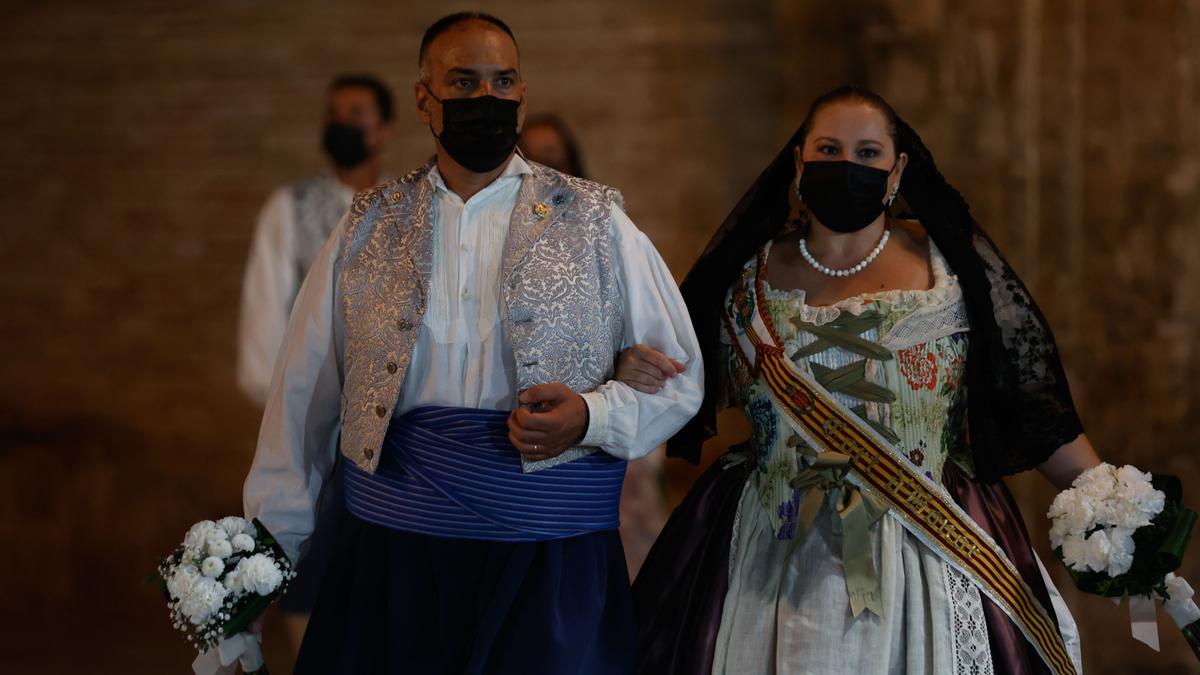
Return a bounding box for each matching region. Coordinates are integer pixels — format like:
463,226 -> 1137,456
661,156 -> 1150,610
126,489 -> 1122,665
295,512 -> 634,675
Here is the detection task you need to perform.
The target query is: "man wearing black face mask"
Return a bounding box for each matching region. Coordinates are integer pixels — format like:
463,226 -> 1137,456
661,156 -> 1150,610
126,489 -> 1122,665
238,74 -> 395,405
241,12 -> 702,674
235,73 -> 393,656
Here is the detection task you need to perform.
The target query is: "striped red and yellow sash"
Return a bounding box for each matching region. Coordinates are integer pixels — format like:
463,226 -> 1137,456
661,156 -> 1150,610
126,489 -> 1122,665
723,250 -> 1077,675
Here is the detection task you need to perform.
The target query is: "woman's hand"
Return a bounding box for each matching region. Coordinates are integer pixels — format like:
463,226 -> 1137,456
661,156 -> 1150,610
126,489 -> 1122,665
616,344 -> 687,394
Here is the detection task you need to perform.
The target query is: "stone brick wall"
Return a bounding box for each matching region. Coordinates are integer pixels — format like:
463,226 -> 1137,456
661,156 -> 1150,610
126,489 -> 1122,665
0,1 -> 1196,672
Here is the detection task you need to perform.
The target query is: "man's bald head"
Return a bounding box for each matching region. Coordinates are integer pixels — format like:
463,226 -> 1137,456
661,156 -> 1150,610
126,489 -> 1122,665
413,11 -> 527,169
418,12 -> 518,80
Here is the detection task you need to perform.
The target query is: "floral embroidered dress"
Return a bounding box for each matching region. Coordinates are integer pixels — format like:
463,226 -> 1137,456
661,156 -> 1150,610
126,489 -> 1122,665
710,239 -> 1080,674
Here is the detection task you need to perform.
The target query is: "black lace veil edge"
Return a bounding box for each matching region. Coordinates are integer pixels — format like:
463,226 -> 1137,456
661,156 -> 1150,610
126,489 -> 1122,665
667,118 -> 1083,483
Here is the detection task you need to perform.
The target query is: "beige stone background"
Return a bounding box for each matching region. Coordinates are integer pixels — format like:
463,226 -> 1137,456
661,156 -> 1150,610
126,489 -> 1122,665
1,1 -> 1198,673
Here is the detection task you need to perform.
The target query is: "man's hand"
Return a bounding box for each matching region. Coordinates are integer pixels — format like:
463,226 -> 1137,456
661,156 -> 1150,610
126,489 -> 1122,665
615,344 -> 686,394
508,383 -> 590,461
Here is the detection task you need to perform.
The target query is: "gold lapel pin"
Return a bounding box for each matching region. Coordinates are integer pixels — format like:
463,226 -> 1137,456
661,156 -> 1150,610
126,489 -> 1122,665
533,202 -> 550,220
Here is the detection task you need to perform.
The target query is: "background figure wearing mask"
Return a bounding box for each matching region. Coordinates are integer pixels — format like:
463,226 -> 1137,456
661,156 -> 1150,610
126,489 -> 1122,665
236,73 -> 395,655
518,113 -> 587,178
238,74 -> 395,405
520,113 -> 667,579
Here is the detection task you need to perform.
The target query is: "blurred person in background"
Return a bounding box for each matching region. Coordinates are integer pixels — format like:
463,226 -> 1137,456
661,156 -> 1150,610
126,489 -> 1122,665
518,113 -> 586,178
236,73 -> 395,654
238,74 -> 395,404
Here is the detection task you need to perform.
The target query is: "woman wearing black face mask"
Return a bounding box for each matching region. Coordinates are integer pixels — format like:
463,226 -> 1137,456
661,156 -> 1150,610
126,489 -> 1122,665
620,86 -> 1114,674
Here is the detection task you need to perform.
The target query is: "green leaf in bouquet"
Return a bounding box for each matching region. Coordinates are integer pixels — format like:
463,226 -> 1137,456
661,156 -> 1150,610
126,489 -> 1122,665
1153,473 -> 1195,571
220,519 -> 295,639
1155,473 -> 1184,503
251,519 -> 287,554
222,592 -> 277,639
1157,506 -> 1196,566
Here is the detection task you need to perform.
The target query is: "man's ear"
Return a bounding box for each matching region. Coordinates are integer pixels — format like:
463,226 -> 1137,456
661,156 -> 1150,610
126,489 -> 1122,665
415,82 -> 433,125
516,80 -> 529,132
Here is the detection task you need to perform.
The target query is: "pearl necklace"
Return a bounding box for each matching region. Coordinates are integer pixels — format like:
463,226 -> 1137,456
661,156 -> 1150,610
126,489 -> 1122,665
798,229 -> 891,277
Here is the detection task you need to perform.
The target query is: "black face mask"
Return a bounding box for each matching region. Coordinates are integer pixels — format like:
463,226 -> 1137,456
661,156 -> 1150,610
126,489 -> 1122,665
322,123 -> 370,169
797,160 -> 894,233
424,86 -> 520,173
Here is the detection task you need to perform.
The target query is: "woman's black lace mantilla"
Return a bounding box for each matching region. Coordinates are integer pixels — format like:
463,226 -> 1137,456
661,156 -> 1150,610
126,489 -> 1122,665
668,117 -> 1083,482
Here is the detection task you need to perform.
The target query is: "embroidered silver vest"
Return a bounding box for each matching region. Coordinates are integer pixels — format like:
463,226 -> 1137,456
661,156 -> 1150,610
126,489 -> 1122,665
290,173 -> 351,280
337,161 -> 625,473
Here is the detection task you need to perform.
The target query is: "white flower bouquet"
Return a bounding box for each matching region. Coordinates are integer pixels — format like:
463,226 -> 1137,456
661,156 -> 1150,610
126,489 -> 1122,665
1048,464 -> 1200,657
156,517 -> 296,674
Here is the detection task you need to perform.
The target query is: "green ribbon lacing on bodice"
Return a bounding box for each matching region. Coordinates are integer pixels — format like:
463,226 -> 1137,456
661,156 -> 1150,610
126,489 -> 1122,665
787,310 -> 900,446
779,308 -> 896,618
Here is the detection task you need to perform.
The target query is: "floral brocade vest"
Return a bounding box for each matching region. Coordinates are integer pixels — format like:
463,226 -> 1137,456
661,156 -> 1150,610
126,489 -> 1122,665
337,161 -> 625,473
725,239 -> 973,538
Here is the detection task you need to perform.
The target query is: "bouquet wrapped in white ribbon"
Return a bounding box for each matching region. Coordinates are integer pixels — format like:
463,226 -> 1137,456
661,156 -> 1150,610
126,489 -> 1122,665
1048,463 -> 1200,658
156,517 -> 296,675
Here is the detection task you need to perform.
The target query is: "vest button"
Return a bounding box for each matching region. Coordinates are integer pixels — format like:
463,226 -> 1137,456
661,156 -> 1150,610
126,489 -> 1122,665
375,404 -> 387,418
363,447 -> 375,460
386,361 -> 398,374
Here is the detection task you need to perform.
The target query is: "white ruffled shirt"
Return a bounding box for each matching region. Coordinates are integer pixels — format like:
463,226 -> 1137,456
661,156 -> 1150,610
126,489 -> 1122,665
243,155 -> 703,562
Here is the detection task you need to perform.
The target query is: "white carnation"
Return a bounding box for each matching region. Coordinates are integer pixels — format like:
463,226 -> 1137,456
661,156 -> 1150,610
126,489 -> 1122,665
1082,529 -> 1115,573
1115,464 -> 1153,488
179,576 -> 228,625
1105,527 -> 1136,576
1092,502 -> 1116,527
1077,464 -> 1118,508
166,564 -> 201,601
207,537 -> 234,559
1048,516 -> 1073,550
201,556 -> 224,578
1113,468 -> 1152,494
1072,463 -> 1115,490
217,516 -> 251,538
183,521 -> 223,557
1047,489 -> 1096,536
1141,488 -> 1166,519
1110,497 -> 1156,530
1060,533 -> 1089,572
231,533 -> 256,553
236,554 -> 284,595
1112,466 -> 1165,527
1046,488 -> 1074,521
